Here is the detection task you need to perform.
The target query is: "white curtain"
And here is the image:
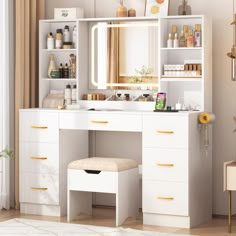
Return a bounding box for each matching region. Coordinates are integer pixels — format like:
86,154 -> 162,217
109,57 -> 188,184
0,0 -> 11,210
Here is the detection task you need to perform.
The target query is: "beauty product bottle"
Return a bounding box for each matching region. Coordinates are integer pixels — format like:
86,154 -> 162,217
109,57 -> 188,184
63,25 -> 70,43
194,24 -> 202,47
72,26 -> 77,49
47,54 -> 56,78
47,32 -> 54,50
55,29 -> 63,49
71,84 -> 77,104
59,63 -> 64,78
63,63 -> 69,78
171,25 -> 178,39
183,25 -> 189,39
173,33 -> 179,48
187,29 -> 194,47
64,84 -> 72,106
167,33 -> 173,48
179,30 -> 186,47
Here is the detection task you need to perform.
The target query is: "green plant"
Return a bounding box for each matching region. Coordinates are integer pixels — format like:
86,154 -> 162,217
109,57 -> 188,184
0,147 -> 14,159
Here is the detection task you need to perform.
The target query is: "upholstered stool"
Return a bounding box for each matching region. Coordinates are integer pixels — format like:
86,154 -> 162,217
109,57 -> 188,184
67,157 -> 139,226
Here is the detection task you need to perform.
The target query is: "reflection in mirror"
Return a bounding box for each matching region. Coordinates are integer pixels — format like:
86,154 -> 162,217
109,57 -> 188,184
90,21 -> 159,90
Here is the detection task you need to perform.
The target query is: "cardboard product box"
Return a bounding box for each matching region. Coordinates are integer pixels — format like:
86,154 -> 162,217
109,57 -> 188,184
54,8 -> 84,19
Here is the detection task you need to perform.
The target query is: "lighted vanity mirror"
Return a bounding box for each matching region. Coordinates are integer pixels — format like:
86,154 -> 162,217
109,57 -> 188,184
90,21 -> 159,90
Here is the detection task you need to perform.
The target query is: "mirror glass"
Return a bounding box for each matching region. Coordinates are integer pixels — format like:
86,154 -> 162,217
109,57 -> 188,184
90,21 -> 159,90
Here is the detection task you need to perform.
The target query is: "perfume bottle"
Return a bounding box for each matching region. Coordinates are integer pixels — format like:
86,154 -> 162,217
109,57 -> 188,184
179,30 -> 186,47
187,29 -> 194,47
194,24 -> 202,47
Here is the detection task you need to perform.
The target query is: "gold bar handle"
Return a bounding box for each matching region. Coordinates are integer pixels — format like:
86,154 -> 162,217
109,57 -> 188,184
91,120 -> 109,124
157,197 -> 174,201
156,130 -> 174,134
31,157 -> 48,160
31,187 -> 48,191
31,125 -> 48,129
157,163 -> 174,167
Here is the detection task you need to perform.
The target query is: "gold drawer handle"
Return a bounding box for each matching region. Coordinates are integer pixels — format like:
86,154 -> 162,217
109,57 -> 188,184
156,130 -> 174,134
157,163 -> 174,167
157,197 -> 174,201
31,126 -> 48,129
91,120 -> 109,124
31,157 -> 48,160
31,187 -> 48,191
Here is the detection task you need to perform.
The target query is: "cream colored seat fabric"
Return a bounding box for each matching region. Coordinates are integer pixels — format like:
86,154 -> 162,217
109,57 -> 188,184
68,157 -> 138,172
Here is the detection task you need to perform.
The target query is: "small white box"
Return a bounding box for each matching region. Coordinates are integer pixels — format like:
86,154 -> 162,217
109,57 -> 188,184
54,8 -> 84,19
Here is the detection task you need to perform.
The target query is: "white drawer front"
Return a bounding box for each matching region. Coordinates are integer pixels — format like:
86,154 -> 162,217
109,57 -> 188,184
143,180 -> 188,216
143,115 -> 189,148
20,173 -> 59,205
68,169 -> 117,193
20,111 -> 59,142
20,142 -> 59,174
143,148 -> 188,182
60,112 -> 142,132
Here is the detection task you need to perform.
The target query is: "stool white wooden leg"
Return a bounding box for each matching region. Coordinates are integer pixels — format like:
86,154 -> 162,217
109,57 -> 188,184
116,168 -> 139,226
67,190 -> 92,222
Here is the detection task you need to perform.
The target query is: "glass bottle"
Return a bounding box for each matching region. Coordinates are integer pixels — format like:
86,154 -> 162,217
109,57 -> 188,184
55,29 -> 63,49
63,25 -> 70,43
194,24 -> 202,47
187,29 -> 194,47
47,54 -> 57,78
173,33 -> 179,48
179,30 -> 186,47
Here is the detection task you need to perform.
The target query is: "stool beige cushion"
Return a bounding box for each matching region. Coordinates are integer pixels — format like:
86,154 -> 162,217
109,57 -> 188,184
68,157 -> 138,172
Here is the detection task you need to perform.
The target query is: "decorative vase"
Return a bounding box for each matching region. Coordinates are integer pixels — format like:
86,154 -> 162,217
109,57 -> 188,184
116,0 -> 127,17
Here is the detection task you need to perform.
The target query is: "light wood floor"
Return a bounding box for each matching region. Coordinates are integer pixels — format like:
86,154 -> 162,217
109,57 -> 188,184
0,207 -> 235,235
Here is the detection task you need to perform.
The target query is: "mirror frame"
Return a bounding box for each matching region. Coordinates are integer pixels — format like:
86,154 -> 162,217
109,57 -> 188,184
91,21 -> 159,88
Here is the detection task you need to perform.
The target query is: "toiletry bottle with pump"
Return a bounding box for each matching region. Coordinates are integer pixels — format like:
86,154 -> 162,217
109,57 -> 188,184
55,29 -> 63,49
187,29 -> 194,47
167,33 -> 173,48
173,33 -> 179,48
64,84 -> 72,106
63,25 -> 70,43
47,32 -> 54,50
72,84 -> 77,104
194,24 -> 201,47
179,30 -> 186,47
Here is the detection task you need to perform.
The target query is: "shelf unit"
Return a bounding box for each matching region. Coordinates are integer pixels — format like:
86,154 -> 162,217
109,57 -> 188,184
39,15 -> 211,112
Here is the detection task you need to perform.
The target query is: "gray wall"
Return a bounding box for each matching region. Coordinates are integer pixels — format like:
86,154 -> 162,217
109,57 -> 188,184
45,0 -> 236,215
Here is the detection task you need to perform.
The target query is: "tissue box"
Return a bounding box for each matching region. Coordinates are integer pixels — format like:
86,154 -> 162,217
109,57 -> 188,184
54,8 -> 84,19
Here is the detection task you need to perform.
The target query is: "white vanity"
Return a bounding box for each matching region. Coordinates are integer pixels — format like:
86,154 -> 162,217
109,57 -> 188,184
19,15 -> 212,228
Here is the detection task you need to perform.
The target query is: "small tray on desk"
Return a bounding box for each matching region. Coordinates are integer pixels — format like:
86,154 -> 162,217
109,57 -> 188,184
153,109 -> 179,112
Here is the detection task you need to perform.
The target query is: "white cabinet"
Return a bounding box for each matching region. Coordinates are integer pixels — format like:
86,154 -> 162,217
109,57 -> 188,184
142,113 -> 212,228
39,16 -> 211,113
39,20 -> 89,108
19,110 -> 88,216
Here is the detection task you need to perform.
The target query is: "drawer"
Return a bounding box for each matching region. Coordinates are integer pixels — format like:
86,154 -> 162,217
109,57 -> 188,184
68,169 -> 117,193
20,111 -> 59,142
20,173 -> 59,205
20,142 -> 59,174
143,148 -> 188,182
60,112 -> 142,132
143,115 -> 188,148
143,180 -> 188,216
